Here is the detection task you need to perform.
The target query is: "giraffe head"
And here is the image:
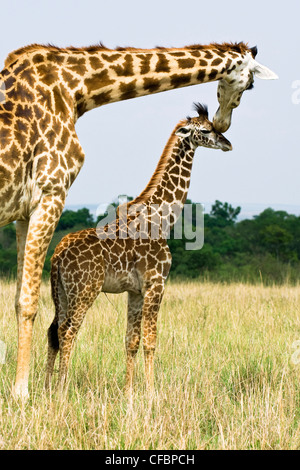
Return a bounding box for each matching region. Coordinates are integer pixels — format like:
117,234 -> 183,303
213,46 -> 278,132
175,102 -> 232,152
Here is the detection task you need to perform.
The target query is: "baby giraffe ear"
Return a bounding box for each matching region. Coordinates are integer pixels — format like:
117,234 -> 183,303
175,126 -> 191,138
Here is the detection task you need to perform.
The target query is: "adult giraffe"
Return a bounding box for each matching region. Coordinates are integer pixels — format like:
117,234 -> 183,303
0,41 -> 277,397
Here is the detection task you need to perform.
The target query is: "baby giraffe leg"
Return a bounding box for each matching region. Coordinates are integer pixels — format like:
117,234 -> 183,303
125,291 -> 144,394
57,274 -> 104,389
57,317 -> 80,388
142,281 -> 165,392
57,297 -> 95,389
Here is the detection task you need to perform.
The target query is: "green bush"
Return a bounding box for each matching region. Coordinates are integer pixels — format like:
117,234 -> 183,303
0,202 -> 300,285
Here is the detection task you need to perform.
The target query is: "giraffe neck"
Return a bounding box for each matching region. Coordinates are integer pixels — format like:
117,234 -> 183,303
5,43 -> 250,120
127,122 -> 195,236
75,45 -> 246,117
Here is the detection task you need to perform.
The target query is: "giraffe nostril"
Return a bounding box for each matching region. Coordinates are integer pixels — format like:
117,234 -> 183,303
222,143 -> 233,152
221,140 -> 232,152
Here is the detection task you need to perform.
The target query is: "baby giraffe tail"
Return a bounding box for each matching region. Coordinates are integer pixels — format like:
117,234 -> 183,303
45,253 -> 61,389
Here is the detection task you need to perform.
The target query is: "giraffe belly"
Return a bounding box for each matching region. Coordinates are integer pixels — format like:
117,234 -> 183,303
0,187 -> 28,226
0,173 -> 44,226
102,269 -> 141,294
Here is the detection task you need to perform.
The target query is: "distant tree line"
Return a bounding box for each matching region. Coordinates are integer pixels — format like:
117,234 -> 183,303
1,201 -> 300,284
168,200 -> 300,284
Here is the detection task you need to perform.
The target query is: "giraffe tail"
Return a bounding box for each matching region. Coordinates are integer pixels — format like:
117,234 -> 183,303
48,322 -> 59,351
48,252 -> 61,351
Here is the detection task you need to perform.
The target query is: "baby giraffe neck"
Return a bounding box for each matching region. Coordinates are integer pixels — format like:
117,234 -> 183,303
128,126 -> 196,236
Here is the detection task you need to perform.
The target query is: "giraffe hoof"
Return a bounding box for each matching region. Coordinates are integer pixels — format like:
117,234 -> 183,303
12,383 -> 29,400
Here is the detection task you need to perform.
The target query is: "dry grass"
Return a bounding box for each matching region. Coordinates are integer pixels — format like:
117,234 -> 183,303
1,279 -> 300,449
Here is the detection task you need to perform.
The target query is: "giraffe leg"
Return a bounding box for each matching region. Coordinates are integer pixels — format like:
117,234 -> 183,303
13,195 -> 64,398
125,291 -> 144,395
57,317 -> 81,388
57,304 -> 91,389
142,281 -> 165,392
14,220 -> 30,398
57,281 -> 103,389
15,220 -> 29,318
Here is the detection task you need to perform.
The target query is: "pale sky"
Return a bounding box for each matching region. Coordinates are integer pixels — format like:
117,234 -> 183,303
0,0 -> 299,216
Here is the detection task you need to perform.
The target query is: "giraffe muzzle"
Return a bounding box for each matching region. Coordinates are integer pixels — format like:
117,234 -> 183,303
218,135 -> 232,152
213,107 -> 233,133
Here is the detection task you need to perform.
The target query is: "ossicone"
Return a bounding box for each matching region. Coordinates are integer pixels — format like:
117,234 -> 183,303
193,102 -> 208,118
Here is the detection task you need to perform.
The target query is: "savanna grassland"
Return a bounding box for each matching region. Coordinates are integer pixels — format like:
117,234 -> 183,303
1,279 -> 300,450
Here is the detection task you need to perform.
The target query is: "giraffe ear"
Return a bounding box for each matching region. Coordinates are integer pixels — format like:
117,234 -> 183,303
175,126 -> 191,138
250,59 -> 278,80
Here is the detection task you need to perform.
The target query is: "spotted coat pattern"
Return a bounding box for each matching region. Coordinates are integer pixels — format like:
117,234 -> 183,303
45,105 -> 232,393
0,41 -> 255,397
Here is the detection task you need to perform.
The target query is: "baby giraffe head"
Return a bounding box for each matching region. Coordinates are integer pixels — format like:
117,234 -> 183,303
175,102 -> 232,152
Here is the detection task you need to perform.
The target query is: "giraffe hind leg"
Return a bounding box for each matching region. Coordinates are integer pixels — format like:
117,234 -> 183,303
46,301 -> 89,391
56,277 -> 104,390
125,291 -> 144,395
57,301 -> 94,389
47,247 -> 105,390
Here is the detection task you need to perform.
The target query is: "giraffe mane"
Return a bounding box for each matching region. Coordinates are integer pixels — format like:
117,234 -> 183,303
4,42 -> 110,67
190,42 -> 250,54
4,41 -> 252,68
129,121 -> 187,207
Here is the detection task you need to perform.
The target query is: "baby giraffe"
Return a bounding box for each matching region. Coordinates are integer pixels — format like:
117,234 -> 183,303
45,103 -> 232,393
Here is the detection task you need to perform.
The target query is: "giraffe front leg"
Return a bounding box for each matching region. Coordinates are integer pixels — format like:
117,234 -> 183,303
13,194 -> 64,398
125,292 -> 144,395
142,281 -> 165,393
14,220 -> 31,398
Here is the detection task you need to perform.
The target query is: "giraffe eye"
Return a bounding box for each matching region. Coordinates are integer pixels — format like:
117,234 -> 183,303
200,129 -> 211,134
